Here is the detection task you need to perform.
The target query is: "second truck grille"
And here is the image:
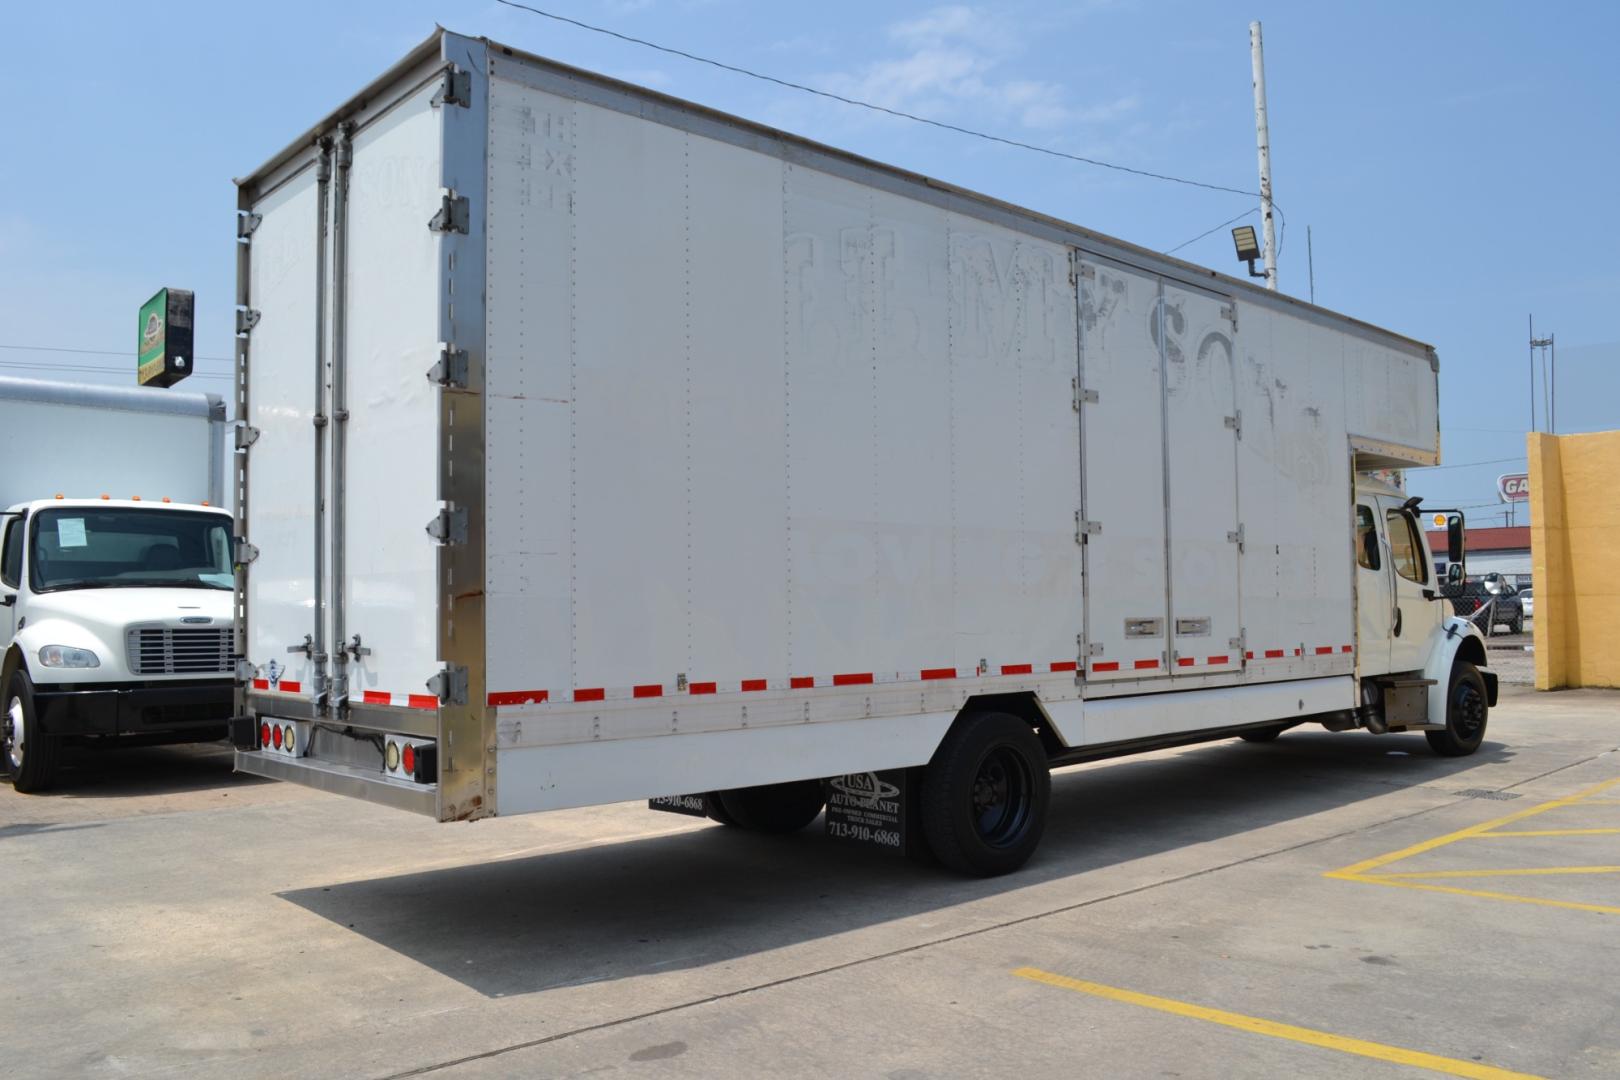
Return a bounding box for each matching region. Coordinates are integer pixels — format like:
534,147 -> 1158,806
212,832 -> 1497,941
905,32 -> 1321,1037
126,627 -> 233,675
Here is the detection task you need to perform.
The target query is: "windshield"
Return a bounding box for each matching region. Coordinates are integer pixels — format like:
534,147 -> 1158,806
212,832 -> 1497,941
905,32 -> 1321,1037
29,508 -> 234,592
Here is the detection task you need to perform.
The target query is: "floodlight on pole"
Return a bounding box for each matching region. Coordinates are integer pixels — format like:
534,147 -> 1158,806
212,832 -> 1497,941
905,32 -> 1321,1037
1231,225 -> 1265,279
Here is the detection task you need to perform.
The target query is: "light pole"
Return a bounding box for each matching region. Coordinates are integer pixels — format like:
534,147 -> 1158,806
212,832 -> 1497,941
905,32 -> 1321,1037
1249,21 -> 1278,291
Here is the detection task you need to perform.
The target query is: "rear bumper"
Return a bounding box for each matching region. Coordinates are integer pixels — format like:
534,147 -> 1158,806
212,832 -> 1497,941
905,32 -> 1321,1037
32,680 -> 234,737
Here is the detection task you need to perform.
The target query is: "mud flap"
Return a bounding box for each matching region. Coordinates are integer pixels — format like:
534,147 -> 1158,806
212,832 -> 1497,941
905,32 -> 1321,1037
824,768 -> 926,858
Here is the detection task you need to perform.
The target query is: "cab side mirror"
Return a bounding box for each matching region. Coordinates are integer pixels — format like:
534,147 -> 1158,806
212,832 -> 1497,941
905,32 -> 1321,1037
1446,562 -> 1464,588
0,594 -> 13,607
1446,514 -> 1465,563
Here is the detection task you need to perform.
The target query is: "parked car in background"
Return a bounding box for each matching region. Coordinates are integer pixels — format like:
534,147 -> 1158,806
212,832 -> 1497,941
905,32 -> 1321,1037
1520,586 -> 1534,621
1451,576 -> 1524,635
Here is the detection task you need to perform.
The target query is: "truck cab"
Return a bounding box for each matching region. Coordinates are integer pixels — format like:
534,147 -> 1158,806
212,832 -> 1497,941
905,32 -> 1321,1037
1350,476 -> 1496,753
1,498 -> 238,791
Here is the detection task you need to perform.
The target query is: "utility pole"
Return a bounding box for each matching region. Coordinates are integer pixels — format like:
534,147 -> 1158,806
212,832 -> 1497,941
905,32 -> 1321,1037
1531,322 -> 1555,433
1249,21 -> 1278,291
1528,314 -> 1536,433
1307,225 -> 1315,303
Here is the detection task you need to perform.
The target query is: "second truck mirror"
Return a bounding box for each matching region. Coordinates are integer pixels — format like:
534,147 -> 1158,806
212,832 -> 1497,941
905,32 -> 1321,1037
1446,514 -> 1465,563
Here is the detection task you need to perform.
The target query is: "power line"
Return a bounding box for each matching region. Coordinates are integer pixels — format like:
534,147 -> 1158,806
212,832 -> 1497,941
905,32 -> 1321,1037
0,358 -> 232,381
1409,456 -> 1527,472
0,343 -> 233,363
491,0 -> 1282,210
1165,208 -> 1256,255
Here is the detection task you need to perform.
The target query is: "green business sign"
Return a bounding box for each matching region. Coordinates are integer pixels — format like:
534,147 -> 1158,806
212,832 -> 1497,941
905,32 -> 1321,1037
137,287 -> 194,387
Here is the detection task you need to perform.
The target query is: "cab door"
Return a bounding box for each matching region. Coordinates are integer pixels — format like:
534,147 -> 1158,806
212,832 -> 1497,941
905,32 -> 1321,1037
0,514 -> 22,647
1383,501 -> 1436,673
1353,501 -> 1391,674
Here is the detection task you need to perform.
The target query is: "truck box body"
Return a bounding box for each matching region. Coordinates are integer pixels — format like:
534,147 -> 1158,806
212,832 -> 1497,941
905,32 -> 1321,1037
234,31 -> 1444,824
0,375 -> 226,508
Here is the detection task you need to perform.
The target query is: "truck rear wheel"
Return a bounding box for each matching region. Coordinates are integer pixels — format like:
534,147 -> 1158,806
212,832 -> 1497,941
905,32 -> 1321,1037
1426,661 -> 1488,757
920,711 -> 1049,877
715,780 -> 826,833
5,670 -> 61,794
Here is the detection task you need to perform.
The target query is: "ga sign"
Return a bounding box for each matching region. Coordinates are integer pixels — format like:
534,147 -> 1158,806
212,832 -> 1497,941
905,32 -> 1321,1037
1497,473 -> 1530,502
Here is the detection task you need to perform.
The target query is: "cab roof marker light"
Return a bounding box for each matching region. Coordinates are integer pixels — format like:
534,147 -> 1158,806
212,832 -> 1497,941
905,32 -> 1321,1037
131,495 -> 141,501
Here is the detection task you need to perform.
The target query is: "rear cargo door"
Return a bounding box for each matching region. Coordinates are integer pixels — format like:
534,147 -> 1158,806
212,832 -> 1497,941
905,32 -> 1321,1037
1077,258 -> 1170,681
242,161 -> 324,707
1161,281 -> 1242,677
335,79 -> 449,714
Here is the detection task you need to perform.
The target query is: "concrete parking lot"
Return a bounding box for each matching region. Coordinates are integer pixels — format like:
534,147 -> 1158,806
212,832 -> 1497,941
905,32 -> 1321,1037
4,685 -> 1616,1079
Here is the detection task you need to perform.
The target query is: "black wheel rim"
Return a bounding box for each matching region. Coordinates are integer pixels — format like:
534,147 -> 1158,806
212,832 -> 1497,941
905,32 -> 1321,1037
970,746 -> 1034,849
1451,680 -> 1485,740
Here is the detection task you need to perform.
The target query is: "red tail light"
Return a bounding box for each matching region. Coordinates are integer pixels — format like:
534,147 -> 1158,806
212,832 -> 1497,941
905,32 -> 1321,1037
402,743 -> 416,775
260,722 -> 271,747
272,725 -> 283,749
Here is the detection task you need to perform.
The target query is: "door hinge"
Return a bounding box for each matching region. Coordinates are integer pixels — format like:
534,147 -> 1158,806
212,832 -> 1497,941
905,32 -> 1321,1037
234,539 -> 259,565
1226,523 -> 1245,552
426,665 -> 469,707
237,212 -> 262,239
1072,379 -> 1099,410
236,308 -> 261,334
436,68 -> 472,108
429,192 -> 470,234
1231,630 -> 1247,653
1221,302 -> 1237,328
235,659 -> 257,684
1075,512 -> 1102,543
234,424 -> 260,451
428,347 -> 470,388
1224,411 -> 1242,438
426,506 -> 469,545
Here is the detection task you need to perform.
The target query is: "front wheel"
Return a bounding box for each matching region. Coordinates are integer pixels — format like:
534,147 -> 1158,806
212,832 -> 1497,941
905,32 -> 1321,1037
5,669 -> 62,793
1426,661 -> 1488,757
920,712 -> 1050,876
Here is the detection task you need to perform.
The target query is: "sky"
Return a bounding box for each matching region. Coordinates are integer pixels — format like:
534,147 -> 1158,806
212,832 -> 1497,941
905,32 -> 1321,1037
3,0 -> 1616,522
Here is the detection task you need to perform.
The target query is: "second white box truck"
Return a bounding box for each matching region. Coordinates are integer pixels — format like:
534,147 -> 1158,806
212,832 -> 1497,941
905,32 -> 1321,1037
231,30 -> 1492,874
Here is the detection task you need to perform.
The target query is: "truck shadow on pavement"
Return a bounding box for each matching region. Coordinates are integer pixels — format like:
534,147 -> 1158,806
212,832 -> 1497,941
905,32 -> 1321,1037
41,740 -> 273,799
280,731 -> 1514,999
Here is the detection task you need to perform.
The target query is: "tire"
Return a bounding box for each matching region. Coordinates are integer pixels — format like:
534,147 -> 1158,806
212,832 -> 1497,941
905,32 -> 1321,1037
1426,661 -> 1489,757
1239,726 -> 1285,744
715,780 -> 825,833
702,792 -> 741,827
919,712 -> 1050,877
1509,617 -> 1523,635
5,669 -> 62,793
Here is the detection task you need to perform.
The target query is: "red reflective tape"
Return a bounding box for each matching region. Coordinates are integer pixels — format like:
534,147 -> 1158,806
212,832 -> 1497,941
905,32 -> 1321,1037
1264,649 -> 1285,659
1245,651 -> 1255,660
252,678 -> 269,690
689,682 -> 717,695
1207,655 -> 1230,665
1294,648 -> 1303,657
741,679 -> 768,692
1177,657 -> 1195,667
1000,663 -> 1033,676
406,694 -> 439,710
921,667 -> 957,680
1050,661 -> 1078,672
633,684 -> 663,698
280,680 -> 302,693
362,690 -> 390,705
1341,644 -> 1353,653
790,676 -> 815,689
1315,646 -> 1334,655
488,690 -> 548,706
1134,659 -> 1159,670
833,672 -> 873,686
574,688 -> 605,703
1092,661 -> 1120,672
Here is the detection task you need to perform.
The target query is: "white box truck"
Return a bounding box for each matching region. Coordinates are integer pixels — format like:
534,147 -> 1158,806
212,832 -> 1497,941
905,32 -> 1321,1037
231,30 -> 1493,874
1,375 -> 237,792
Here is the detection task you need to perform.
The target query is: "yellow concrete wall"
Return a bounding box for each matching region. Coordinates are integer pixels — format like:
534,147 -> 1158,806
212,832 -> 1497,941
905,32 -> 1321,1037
1528,430 -> 1620,689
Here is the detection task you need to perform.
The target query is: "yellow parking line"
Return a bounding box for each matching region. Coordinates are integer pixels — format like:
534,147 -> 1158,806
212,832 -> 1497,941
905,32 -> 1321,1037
1326,777 -> 1620,880
1013,967 -> 1543,1079
1339,877 -> 1620,917
1372,865 -> 1620,879
1470,828 -> 1620,838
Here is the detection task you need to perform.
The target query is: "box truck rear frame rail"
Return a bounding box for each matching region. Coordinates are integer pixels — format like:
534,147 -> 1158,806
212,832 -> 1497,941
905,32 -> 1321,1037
231,30 -> 1493,874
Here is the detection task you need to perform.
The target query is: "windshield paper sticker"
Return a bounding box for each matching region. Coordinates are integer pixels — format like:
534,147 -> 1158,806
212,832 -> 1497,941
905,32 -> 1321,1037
56,518 -> 88,548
